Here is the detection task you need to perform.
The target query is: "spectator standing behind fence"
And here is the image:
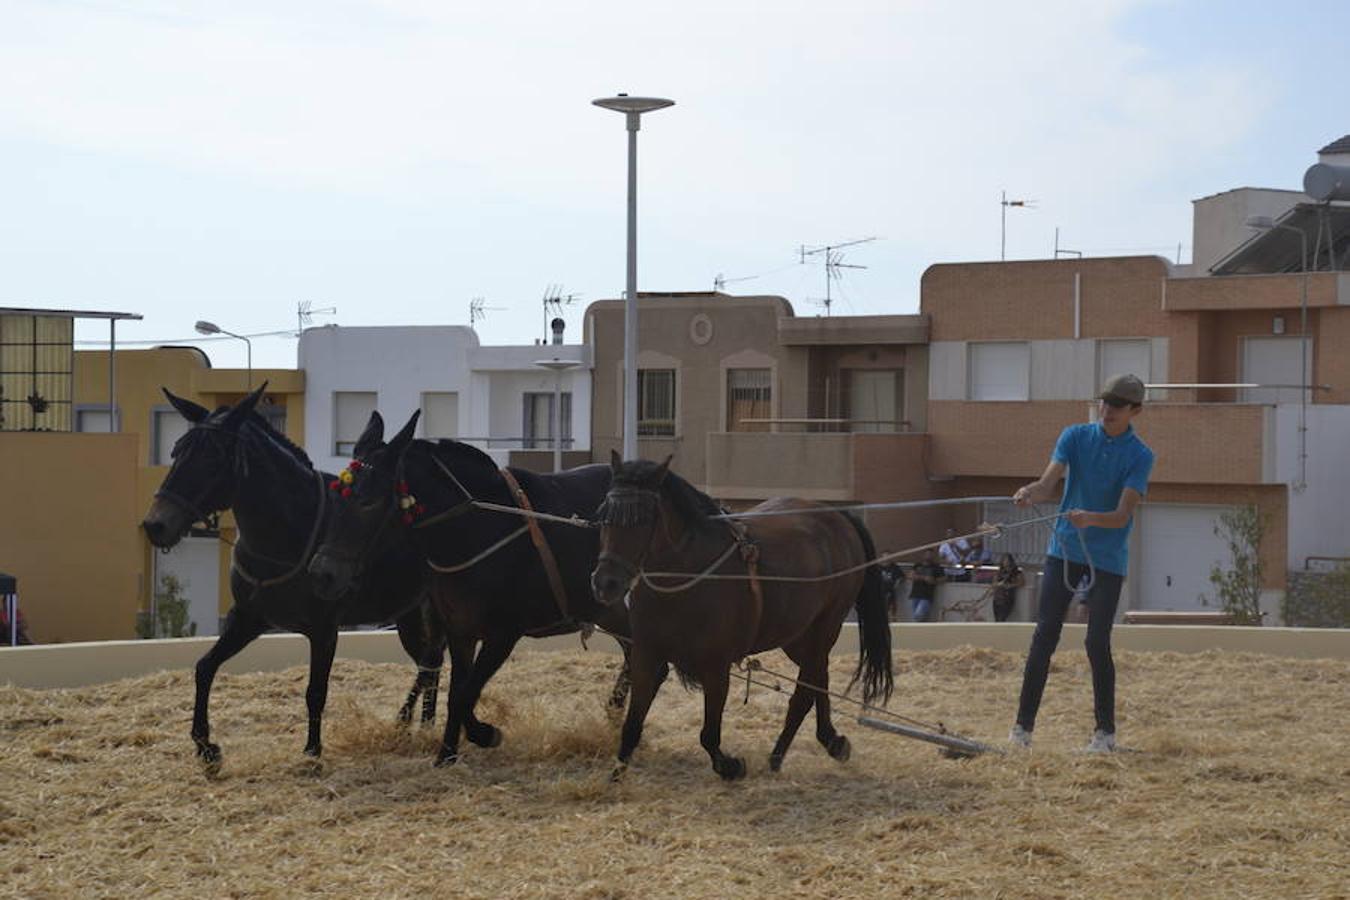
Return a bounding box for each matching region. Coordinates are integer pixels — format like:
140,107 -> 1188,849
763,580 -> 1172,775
939,528 -> 972,581
991,553 -> 1024,622
1008,374 -> 1155,754
907,549 -> 944,621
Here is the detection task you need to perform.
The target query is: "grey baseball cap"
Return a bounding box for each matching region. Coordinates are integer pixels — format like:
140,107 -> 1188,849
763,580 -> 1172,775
1098,373 -> 1146,405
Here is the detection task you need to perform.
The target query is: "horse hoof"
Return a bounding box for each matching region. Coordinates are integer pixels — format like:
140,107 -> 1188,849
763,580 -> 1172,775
434,748 -> 459,768
303,744 -> 323,759
610,762 -> 629,783
718,757 -> 747,781
467,724 -> 502,749
196,741 -> 222,766
827,735 -> 851,763
397,708 -> 414,725
768,753 -> 784,773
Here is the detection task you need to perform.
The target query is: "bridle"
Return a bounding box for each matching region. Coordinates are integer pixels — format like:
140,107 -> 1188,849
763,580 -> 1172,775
595,485 -> 666,597
152,422 -> 244,530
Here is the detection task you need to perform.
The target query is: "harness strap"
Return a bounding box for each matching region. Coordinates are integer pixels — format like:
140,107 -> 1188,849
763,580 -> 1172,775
232,470 -> 328,589
498,468 -> 572,621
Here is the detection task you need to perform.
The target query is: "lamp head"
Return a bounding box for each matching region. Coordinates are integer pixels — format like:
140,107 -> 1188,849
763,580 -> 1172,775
194,320 -> 221,336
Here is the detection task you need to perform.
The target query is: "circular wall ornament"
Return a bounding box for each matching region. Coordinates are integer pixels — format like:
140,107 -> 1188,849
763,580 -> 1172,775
689,313 -> 714,346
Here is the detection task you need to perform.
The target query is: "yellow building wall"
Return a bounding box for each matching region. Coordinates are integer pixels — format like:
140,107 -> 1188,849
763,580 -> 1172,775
0,432 -> 142,642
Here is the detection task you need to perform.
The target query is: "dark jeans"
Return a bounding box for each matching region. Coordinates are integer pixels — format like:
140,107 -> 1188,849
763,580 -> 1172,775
1016,556 -> 1123,735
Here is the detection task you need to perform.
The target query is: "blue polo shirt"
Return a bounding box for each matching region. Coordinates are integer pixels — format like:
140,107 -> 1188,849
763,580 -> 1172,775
1046,423 -> 1154,576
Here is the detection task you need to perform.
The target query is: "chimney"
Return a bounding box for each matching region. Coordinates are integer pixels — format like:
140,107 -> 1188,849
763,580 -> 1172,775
550,317 -> 565,345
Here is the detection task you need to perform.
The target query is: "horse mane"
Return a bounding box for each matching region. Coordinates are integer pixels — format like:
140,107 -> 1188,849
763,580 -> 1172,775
243,411 -> 313,470
613,460 -> 724,536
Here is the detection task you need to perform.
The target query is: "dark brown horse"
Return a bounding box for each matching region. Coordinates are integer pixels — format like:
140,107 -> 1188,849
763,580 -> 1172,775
590,453 -> 894,780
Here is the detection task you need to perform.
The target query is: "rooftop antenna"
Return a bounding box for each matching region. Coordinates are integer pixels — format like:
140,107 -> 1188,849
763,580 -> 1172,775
1001,191 -> 1036,260
1053,227 -> 1082,259
296,300 -> 337,336
469,297 -> 504,330
799,236 -> 876,316
541,284 -> 581,343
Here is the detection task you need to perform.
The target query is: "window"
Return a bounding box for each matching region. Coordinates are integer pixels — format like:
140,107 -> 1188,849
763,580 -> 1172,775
1242,336 -> 1311,404
726,368 -> 771,432
152,408 -> 191,465
333,391 -> 377,456
637,369 -> 676,436
421,392 -> 459,440
522,392 -> 571,449
845,369 -> 903,433
1098,340 -> 1151,393
968,342 -> 1030,401
75,406 -> 118,433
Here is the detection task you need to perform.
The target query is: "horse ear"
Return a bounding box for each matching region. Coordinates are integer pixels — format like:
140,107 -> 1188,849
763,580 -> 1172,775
222,381 -> 269,428
387,410 -> 421,457
352,411 -> 385,459
162,387 -> 210,424
655,454 -> 674,483
609,448 -> 623,472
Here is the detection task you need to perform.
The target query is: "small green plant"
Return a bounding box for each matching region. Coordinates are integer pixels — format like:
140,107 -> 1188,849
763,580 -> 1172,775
150,573 -> 198,639
1204,505 -> 1265,625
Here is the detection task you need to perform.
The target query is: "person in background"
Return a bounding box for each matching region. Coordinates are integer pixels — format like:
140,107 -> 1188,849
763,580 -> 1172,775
991,553 -> 1025,623
907,549 -> 944,622
1008,373 -> 1155,754
938,528 -> 972,581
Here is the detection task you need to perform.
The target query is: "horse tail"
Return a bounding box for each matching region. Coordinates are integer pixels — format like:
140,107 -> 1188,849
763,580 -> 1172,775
842,511 -> 895,706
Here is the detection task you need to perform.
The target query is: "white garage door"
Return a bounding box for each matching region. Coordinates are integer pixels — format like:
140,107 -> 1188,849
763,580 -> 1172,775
1135,504 -> 1234,612
153,537 -> 220,637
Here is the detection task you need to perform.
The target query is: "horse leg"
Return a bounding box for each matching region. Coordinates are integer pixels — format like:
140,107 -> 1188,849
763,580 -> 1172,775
699,667 -> 746,781
436,631 -> 518,767
808,646 -> 850,763
302,623 -> 339,758
613,649 -> 669,779
394,605 -> 441,725
447,634 -> 500,749
606,644 -> 632,717
191,607 -> 267,767
768,641 -> 819,773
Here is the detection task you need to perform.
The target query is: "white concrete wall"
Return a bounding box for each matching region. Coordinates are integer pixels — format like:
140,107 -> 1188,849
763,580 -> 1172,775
1191,188 -> 1305,274
299,328 -> 592,473
4,625 -> 1345,690
299,325 -> 480,472
1275,404 -> 1350,571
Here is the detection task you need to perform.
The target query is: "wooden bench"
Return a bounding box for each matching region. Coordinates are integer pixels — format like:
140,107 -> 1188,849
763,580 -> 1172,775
1123,610 -> 1236,626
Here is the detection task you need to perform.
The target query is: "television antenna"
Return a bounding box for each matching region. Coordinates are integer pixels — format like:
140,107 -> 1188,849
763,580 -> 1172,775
541,284 -> 581,342
469,297 -> 504,330
1001,191 -> 1036,260
799,236 -> 876,316
296,300 -> 337,335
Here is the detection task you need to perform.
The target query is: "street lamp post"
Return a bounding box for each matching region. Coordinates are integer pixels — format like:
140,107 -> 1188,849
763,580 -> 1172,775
1244,215 -> 1309,492
592,93 -> 674,461
195,320 -> 252,390
534,359 -> 583,473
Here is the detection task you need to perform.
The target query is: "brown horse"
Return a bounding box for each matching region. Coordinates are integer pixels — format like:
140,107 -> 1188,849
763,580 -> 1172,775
590,453 -> 894,780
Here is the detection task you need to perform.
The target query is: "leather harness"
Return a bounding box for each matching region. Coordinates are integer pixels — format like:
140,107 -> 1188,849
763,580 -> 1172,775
498,468 -> 572,622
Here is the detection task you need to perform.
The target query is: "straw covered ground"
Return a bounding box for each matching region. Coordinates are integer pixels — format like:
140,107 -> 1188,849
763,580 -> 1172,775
2,645 -> 1347,899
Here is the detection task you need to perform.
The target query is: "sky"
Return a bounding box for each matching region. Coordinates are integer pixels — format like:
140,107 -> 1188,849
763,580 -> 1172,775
2,0 -> 1347,370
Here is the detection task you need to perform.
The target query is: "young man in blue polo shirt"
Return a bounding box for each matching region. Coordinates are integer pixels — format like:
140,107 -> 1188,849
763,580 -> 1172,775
1009,373 -> 1155,752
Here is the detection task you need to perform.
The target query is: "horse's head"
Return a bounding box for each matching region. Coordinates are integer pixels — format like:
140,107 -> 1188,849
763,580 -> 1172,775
308,409 -> 420,602
141,383 -> 267,548
591,451 -> 674,610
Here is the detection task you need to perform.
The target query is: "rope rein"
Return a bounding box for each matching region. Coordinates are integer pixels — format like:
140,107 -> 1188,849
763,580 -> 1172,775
231,470 -> 329,589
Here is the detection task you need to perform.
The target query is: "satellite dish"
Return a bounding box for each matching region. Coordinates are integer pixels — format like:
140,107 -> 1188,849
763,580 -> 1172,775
1303,163 -> 1350,202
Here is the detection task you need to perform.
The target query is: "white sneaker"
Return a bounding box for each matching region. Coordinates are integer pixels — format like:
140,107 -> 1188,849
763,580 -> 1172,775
1008,724 -> 1032,749
1084,730 -> 1117,753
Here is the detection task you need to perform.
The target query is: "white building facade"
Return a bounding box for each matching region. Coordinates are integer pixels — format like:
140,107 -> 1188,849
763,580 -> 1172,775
299,325 -> 592,473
